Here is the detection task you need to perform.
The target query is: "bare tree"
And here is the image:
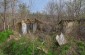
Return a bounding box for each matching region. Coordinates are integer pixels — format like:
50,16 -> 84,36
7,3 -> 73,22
3,0 -> 7,30
65,0 -> 85,19
44,0 -> 65,20
18,3 -> 30,20
10,0 -> 17,29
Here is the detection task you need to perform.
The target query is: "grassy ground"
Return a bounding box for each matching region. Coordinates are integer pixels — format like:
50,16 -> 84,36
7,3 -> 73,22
0,30 -> 85,55
0,30 -> 13,45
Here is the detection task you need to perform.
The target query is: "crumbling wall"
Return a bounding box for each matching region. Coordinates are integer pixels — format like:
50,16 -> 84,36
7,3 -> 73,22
63,21 -> 79,37
79,21 -> 85,39
33,23 -> 37,33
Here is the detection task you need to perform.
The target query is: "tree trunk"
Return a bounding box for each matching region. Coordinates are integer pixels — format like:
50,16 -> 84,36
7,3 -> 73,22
3,0 -> 7,30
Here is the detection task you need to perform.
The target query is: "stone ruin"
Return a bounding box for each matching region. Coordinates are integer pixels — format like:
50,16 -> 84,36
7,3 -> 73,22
22,20 -> 27,34
56,33 -> 67,46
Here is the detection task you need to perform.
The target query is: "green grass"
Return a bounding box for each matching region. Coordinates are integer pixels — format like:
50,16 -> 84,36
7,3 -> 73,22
1,37 -> 47,55
0,29 -> 13,44
1,39 -> 85,55
0,49 -> 6,55
0,32 -> 85,55
76,41 -> 85,55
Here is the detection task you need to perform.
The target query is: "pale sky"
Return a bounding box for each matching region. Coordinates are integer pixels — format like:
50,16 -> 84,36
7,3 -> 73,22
21,0 -> 49,13
21,0 -> 69,13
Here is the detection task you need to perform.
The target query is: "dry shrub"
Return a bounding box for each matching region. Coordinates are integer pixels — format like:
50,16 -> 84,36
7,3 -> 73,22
44,35 -> 53,50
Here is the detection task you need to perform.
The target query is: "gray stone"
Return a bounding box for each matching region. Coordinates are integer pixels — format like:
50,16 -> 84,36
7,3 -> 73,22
22,20 -> 27,34
56,33 -> 67,45
33,23 -> 37,33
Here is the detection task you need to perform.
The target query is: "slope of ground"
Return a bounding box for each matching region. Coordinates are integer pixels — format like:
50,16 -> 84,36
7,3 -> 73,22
0,30 -> 85,55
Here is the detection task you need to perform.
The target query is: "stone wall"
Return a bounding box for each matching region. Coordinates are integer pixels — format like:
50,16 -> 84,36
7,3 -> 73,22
15,20 -> 38,34
63,21 -> 79,35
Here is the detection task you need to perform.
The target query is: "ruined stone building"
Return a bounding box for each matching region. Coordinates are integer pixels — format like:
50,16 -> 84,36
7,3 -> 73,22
15,18 -> 48,34
58,18 -> 85,39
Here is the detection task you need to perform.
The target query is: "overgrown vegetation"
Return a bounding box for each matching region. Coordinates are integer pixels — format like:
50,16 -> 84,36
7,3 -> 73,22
0,31 -> 85,55
0,29 -> 13,44
1,37 -> 49,55
0,0 -> 85,55
76,41 -> 85,55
